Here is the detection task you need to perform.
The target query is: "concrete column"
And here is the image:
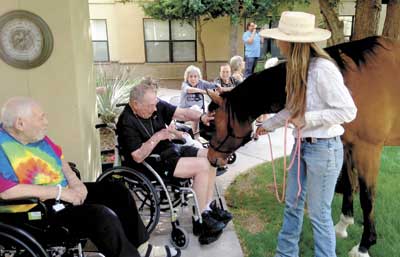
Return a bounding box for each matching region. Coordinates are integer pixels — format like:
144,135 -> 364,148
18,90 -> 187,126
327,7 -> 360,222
0,0 -> 100,181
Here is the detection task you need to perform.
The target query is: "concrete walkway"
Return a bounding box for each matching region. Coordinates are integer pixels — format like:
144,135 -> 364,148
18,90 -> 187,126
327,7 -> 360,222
149,88 -> 294,257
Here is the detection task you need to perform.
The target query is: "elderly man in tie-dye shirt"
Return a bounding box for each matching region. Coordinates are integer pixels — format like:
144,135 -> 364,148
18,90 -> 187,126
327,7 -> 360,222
0,97 -> 181,257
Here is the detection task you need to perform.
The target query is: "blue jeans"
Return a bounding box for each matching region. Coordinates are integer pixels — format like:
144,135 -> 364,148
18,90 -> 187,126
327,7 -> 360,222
244,56 -> 258,79
275,136 -> 343,257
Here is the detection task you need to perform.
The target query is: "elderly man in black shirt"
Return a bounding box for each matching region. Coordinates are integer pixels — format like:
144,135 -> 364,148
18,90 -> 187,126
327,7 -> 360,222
116,77 -> 232,244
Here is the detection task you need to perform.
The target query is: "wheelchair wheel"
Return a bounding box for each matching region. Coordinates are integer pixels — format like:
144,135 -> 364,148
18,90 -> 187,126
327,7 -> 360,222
0,223 -> 48,257
170,226 -> 189,249
96,166 -> 160,234
227,152 -> 237,164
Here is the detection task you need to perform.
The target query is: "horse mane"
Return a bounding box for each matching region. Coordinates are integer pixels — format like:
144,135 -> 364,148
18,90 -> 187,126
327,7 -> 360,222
325,36 -> 387,71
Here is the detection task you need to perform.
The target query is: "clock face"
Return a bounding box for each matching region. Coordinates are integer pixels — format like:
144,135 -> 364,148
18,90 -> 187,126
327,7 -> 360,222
0,10 -> 53,69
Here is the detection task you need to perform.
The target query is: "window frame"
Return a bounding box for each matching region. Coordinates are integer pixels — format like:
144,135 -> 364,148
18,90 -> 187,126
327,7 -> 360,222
143,18 -> 197,63
90,19 -> 110,62
338,15 -> 355,42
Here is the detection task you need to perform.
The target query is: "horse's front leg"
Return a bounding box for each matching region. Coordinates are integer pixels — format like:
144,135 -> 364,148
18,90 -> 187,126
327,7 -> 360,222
335,150 -> 355,238
348,143 -> 382,257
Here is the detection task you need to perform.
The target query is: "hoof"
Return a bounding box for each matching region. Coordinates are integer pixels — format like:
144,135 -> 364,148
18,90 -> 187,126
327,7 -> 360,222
349,245 -> 370,257
335,214 -> 354,239
335,225 -> 348,238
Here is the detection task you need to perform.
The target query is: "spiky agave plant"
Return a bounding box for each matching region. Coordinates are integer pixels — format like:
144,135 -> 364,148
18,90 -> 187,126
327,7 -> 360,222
95,65 -> 137,124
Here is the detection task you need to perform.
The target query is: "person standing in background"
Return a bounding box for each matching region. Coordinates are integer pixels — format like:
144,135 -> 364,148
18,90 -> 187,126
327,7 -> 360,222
242,22 -> 263,79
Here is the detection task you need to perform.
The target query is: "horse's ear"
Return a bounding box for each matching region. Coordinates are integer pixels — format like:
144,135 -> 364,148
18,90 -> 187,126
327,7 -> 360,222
207,89 -> 223,106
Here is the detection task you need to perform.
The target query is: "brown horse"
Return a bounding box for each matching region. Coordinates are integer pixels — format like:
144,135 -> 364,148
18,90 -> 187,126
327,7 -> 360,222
206,36 -> 400,257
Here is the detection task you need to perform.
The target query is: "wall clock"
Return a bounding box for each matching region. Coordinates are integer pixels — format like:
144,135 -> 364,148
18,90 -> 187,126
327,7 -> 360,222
0,10 -> 53,69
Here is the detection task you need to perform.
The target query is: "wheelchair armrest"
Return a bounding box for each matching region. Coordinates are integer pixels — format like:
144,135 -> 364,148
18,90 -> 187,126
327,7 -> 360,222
68,162 -> 82,180
172,138 -> 186,145
0,197 -> 48,220
148,154 -> 161,162
0,197 -> 41,206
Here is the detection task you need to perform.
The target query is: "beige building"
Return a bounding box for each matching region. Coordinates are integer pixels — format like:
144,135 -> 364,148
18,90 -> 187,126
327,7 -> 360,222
89,0 -> 242,86
88,0 -> 388,87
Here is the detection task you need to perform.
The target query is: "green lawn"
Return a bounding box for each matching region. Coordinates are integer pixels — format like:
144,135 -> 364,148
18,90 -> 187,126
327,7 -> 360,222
226,147 -> 400,257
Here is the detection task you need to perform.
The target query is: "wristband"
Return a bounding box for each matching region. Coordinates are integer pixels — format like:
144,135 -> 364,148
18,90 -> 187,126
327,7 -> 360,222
56,184 -> 62,201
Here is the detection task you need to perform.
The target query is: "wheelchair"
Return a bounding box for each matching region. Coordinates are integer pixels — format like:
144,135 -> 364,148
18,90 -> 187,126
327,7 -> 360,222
96,122 -> 226,249
0,162 -> 106,257
0,198 -> 88,257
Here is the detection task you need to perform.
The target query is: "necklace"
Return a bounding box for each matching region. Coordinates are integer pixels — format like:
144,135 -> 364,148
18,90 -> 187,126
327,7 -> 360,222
134,113 -> 154,138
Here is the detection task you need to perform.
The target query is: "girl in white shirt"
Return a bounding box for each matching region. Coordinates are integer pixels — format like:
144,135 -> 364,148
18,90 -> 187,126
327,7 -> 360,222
257,11 -> 357,257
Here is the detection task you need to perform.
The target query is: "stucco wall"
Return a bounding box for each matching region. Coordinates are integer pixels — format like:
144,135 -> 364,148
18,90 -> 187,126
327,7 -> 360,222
0,0 -> 100,181
89,1 -> 241,80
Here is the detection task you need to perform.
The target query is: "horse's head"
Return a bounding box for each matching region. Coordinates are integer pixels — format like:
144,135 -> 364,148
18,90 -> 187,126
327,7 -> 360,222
206,90 -> 253,167
205,63 -> 288,166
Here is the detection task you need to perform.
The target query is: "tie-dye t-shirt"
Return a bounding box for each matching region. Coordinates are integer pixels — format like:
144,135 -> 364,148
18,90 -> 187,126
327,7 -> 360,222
0,126 -> 68,193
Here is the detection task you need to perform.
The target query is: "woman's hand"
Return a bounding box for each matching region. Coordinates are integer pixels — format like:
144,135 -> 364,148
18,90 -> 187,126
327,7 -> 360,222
255,126 -> 269,137
289,116 -> 305,129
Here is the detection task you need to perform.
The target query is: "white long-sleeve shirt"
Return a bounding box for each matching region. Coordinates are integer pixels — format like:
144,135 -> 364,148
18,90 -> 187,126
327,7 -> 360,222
262,57 -> 357,139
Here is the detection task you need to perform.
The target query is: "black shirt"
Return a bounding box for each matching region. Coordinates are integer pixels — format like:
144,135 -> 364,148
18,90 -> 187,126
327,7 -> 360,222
116,99 -> 177,164
214,76 -> 240,88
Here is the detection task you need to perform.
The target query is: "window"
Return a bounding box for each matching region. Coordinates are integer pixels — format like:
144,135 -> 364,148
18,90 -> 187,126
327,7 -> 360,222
339,16 -> 354,42
90,19 -> 109,62
143,19 -> 196,63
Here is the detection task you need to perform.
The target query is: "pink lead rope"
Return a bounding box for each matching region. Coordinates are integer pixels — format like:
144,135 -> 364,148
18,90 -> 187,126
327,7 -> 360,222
267,119 -> 302,203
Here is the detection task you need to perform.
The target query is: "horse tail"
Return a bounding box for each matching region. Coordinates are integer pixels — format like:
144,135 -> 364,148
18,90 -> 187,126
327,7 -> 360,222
335,144 -> 359,194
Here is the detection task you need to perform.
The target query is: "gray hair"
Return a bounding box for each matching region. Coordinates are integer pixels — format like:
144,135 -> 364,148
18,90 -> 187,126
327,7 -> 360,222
230,55 -> 244,73
183,65 -> 202,82
1,97 -> 37,129
130,77 -> 158,102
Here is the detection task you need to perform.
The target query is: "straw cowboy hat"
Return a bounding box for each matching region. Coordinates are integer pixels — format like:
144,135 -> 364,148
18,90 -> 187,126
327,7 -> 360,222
260,11 -> 331,43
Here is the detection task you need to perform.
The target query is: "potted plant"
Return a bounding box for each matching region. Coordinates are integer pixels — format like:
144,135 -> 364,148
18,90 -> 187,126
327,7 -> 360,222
95,65 -> 137,170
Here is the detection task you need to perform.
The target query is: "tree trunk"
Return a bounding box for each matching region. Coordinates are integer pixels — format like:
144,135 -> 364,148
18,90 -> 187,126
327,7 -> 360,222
382,0 -> 400,40
230,19 -> 239,57
319,0 -> 345,46
353,0 -> 382,40
197,18 -> 207,80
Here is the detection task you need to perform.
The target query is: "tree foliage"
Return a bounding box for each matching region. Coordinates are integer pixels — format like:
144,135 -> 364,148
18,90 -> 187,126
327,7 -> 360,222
235,0 -> 308,24
141,0 -> 236,23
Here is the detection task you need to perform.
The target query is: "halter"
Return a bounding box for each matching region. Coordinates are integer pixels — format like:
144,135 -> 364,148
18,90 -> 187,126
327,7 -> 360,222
209,104 -> 252,154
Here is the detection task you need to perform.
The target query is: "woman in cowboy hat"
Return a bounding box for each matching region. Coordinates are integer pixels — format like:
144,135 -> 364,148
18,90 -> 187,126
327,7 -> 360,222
256,11 -> 357,257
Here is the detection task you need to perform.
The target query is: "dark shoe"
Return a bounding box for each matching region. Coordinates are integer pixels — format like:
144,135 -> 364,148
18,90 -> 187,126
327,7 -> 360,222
201,212 -> 226,234
198,229 -> 223,245
216,166 -> 228,176
210,200 -> 233,224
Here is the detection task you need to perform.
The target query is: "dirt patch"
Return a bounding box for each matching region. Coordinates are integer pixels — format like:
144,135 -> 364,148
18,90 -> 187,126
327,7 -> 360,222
241,213 -> 265,234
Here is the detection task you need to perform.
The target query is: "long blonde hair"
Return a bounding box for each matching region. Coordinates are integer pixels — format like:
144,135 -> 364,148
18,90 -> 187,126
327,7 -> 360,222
285,42 -> 333,118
